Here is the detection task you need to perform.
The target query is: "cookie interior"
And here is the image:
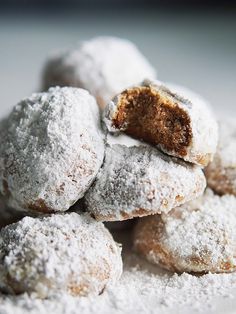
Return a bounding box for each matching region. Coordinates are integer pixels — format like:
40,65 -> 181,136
112,86 -> 192,157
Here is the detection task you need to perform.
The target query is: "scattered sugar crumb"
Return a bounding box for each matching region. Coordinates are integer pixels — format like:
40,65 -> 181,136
1,242 -> 236,314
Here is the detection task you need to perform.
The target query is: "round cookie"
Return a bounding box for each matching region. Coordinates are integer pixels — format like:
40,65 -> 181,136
205,119 -> 236,195
0,87 -> 104,213
134,189 -> 236,273
84,134 -> 206,221
0,212 -> 122,298
104,79 -> 218,166
42,36 -> 156,109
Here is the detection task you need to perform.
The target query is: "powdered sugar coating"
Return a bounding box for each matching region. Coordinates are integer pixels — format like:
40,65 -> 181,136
84,138 -> 206,221
104,79 -> 218,166
0,213 -> 122,298
1,256 -> 236,314
134,189 -> 236,273
205,118 -> 236,195
42,36 -> 156,108
166,82 -> 213,110
0,87 -> 104,213
0,121 -> 25,227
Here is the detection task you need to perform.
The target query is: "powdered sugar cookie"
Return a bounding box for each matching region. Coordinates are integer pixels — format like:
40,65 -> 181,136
84,134 -> 206,221
205,119 -> 236,195
104,80 -> 218,166
0,87 -> 104,213
134,189 -> 236,273
0,213 -> 122,298
42,36 -> 156,109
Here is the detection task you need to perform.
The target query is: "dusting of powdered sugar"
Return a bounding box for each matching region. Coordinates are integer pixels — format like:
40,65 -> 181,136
0,213 -> 122,298
0,243 -> 236,314
0,87 -> 104,213
136,189 -> 236,273
104,79 -> 218,166
42,36 -> 157,108
166,82 -> 213,111
84,140 -> 206,221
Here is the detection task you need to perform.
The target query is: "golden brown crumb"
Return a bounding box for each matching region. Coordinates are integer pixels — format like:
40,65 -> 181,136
112,86 -> 192,157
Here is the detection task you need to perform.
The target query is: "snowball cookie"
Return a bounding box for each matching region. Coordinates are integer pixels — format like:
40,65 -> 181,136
104,79 -> 218,166
0,213 -> 122,298
134,189 -> 236,273
0,87 -> 104,213
42,36 -> 156,109
84,134 -> 206,221
205,119 -> 236,195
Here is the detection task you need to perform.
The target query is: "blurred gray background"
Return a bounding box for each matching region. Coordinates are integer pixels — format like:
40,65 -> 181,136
0,1 -> 236,117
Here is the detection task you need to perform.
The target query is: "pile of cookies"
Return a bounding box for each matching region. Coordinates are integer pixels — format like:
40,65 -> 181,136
0,36 -> 235,299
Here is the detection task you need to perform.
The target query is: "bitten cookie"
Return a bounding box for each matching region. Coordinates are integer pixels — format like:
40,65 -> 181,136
0,213 -> 122,298
205,119 -> 236,195
84,134 -> 206,221
0,87 -> 104,213
42,36 -> 156,109
104,80 -> 218,166
134,189 -> 236,273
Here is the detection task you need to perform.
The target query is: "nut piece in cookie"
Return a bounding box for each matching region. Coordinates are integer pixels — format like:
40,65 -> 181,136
134,189 -> 236,273
84,134 -> 206,221
104,80 -> 218,166
0,87 -> 104,213
205,118 -> 236,195
42,36 -> 156,109
0,213 -> 122,298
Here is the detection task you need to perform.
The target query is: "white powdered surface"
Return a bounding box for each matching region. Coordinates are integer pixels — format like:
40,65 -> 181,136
0,213 -> 122,298
1,233 -> 236,314
166,82 -> 213,111
134,189 -> 236,273
0,87 -> 104,212
85,141 -> 206,221
160,189 -> 236,270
